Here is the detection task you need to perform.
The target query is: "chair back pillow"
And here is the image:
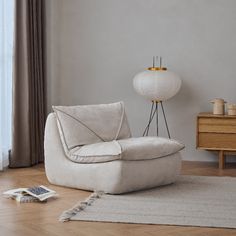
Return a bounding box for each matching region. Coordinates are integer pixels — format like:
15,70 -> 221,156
53,102 -> 131,154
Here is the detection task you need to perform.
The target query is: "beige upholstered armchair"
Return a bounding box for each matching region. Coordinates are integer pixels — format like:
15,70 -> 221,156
44,102 -> 184,194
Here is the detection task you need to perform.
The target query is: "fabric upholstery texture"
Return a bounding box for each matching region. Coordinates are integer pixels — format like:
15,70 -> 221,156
53,102 -> 131,159
67,137 -> 184,164
45,102 -> 183,194
69,141 -> 122,163
118,137 -> 184,161
53,102 -> 183,164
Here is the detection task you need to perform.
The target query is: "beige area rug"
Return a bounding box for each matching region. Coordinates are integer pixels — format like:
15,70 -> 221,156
60,176 -> 236,229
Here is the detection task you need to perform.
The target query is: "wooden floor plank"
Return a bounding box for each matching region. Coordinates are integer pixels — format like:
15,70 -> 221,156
1,161 -> 236,236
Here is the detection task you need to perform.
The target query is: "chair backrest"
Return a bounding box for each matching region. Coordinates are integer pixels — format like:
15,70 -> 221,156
53,102 -> 131,152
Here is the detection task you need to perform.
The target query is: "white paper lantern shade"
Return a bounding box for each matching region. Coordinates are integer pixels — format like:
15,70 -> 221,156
133,57 -> 182,138
133,69 -> 181,102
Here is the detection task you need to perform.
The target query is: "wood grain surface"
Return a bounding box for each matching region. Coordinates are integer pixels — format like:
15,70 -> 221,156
1,162 -> 236,236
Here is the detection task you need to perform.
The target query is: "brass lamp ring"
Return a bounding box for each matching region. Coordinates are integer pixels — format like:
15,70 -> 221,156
148,67 -> 167,71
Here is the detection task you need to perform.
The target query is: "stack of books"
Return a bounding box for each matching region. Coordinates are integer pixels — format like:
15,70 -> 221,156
3,185 -> 57,203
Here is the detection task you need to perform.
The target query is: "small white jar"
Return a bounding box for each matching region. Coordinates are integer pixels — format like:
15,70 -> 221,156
211,98 -> 226,115
227,104 -> 236,116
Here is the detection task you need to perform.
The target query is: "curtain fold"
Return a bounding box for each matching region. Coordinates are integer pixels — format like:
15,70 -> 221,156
9,0 -> 46,167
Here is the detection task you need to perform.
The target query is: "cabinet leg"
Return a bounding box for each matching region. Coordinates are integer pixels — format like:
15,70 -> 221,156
219,151 -> 225,169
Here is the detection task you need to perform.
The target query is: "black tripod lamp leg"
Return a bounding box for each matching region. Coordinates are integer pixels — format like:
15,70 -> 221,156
156,101 -> 158,136
160,101 -> 171,139
143,101 -> 154,136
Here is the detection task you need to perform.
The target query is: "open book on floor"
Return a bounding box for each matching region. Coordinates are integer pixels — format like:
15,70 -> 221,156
3,186 -> 57,203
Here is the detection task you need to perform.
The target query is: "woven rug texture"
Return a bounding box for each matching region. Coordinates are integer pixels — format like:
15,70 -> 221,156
60,175 -> 236,229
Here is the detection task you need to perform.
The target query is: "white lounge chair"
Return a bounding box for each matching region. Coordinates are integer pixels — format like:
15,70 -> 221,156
44,102 -> 183,194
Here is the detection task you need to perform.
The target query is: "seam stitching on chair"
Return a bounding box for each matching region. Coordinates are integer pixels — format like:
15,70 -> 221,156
114,102 -> 125,140
53,107 -> 105,145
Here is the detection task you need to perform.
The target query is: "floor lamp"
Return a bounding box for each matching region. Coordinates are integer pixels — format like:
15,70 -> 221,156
133,57 -> 181,138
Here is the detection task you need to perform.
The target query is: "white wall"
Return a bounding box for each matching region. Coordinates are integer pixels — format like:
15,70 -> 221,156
46,0 -> 236,162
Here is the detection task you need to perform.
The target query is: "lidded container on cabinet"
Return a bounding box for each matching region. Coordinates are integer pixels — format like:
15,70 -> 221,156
211,98 -> 226,115
227,104 -> 236,116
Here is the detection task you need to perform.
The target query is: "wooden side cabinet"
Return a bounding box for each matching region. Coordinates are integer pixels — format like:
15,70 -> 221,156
196,112 -> 236,169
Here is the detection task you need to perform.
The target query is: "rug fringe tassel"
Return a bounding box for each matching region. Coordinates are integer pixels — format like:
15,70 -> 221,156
59,191 -> 104,222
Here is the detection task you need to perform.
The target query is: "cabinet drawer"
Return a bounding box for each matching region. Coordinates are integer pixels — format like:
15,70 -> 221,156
198,133 -> 236,150
199,118 -> 236,125
198,118 -> 236,133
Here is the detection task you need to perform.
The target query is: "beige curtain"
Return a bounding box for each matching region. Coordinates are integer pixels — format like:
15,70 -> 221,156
9,0 -> 46,167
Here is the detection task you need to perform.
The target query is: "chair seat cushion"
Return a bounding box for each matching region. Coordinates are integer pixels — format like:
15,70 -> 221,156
68,140 -> 122,163
68,137 -> 184,163
118,137 -> 184,161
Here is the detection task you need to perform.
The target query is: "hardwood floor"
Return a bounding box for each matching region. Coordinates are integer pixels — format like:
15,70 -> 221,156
1,161 -> 236,236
